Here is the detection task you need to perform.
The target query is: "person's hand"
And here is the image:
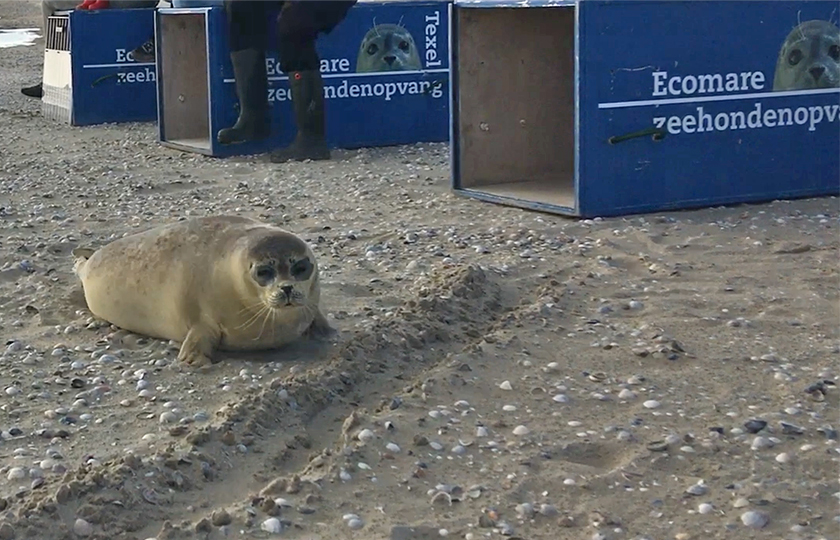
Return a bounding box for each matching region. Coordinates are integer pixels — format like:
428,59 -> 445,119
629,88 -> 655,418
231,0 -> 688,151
76,0 -> 111,10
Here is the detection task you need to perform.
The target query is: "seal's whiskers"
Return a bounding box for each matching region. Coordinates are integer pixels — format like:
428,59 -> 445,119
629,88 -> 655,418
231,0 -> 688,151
797,10 -> 805,39
255,306 -> 275,341
236,304 -> 270,331
236,301 -> 265,315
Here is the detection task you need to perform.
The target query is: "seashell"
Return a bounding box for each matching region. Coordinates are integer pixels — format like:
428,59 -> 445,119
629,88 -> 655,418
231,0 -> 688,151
741,510 -> 769,529
685,483 -> 707,496
817,426 -> 838,440
512,425 -> 530,436
588,372 -> 607,383
261,518 -> 283,534
743,419 -> 767,434
515,502 -> 535,517
779,422 -> 804,435
142,488 -> 159,504
646,440 -> 669,452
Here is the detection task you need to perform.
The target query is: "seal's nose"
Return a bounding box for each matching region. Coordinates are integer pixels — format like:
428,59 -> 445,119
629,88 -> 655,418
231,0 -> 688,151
384,55 -> 396,65
281,285 -> 293,298
810,66 -> 826,81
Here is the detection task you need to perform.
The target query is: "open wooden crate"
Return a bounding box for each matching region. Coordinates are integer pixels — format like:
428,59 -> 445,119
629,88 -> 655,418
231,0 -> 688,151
450,0 -> 840,218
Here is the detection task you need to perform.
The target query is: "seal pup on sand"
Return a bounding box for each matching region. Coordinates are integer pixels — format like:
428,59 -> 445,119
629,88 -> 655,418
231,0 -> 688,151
773,18 -> 840,91
72,216 -> 333,367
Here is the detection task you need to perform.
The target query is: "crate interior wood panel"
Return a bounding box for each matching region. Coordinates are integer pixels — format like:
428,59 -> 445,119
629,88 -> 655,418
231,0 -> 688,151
456,6 -> 575,208
159,13 -> 210,149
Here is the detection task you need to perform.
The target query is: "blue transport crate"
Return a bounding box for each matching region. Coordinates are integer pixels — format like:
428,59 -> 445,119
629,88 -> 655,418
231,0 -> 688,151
450,0 -> 840,218
155,1 -> 451,157
42,8 -> 158,126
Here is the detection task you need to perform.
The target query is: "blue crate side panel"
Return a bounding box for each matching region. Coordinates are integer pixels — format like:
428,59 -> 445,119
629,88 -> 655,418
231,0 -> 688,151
206,8 -> 227,155
201,1 -> 450,158
68,9 -> 158,126
577,0 -> 840,218
448,1 -> 461,194
153,11 -> 166,149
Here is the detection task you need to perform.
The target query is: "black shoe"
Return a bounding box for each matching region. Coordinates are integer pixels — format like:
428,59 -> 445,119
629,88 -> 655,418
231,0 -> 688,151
217,48 -> 271,145
131,37 -> 155,63
269,70 -> 330,163
21,83 -> 43,99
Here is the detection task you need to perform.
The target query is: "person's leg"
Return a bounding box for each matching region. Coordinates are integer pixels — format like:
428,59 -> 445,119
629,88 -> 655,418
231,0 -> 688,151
20,0 -> 81,98
216,0 -> 274,144
124,2 -> 180,65
269,1 -> 356,163
126,0 -> 165,64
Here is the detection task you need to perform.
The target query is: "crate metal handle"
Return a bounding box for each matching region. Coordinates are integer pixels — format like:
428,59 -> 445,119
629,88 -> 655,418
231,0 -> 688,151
608,127 -> 667,145
91,73 -> 118,87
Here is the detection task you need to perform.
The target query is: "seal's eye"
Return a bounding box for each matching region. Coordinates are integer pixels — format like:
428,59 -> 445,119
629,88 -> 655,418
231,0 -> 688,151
290,259 -> 313,280
398,40 -> 410,52
366,43 -> 379,55
787,48 -> 803,66
255,266 -> 275,282
829,44 -> 840,61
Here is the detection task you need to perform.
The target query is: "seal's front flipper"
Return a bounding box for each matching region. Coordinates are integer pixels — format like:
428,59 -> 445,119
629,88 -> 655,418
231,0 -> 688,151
178,326 -> 221,368
72,247 -> 96,260
72,247 -> 97,277
305,310 -> 337,341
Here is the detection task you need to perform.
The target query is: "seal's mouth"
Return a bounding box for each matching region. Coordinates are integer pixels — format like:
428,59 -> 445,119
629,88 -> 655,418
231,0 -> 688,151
269,294 -> 298,308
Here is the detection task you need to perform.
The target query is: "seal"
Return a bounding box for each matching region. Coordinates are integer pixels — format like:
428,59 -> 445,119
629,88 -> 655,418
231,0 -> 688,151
356,23 -> 422,73
773,19 -> 840,91
72,215 -> 333,367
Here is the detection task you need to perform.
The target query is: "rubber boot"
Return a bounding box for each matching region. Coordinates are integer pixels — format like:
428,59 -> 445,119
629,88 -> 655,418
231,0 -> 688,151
21,83 -> 43,99
130,37 -> 156,64
217,48 -> 270,145
269,70 -> 330,163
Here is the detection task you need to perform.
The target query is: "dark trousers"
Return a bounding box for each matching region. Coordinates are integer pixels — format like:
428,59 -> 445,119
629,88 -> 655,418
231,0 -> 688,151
225,0 -> 357,73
